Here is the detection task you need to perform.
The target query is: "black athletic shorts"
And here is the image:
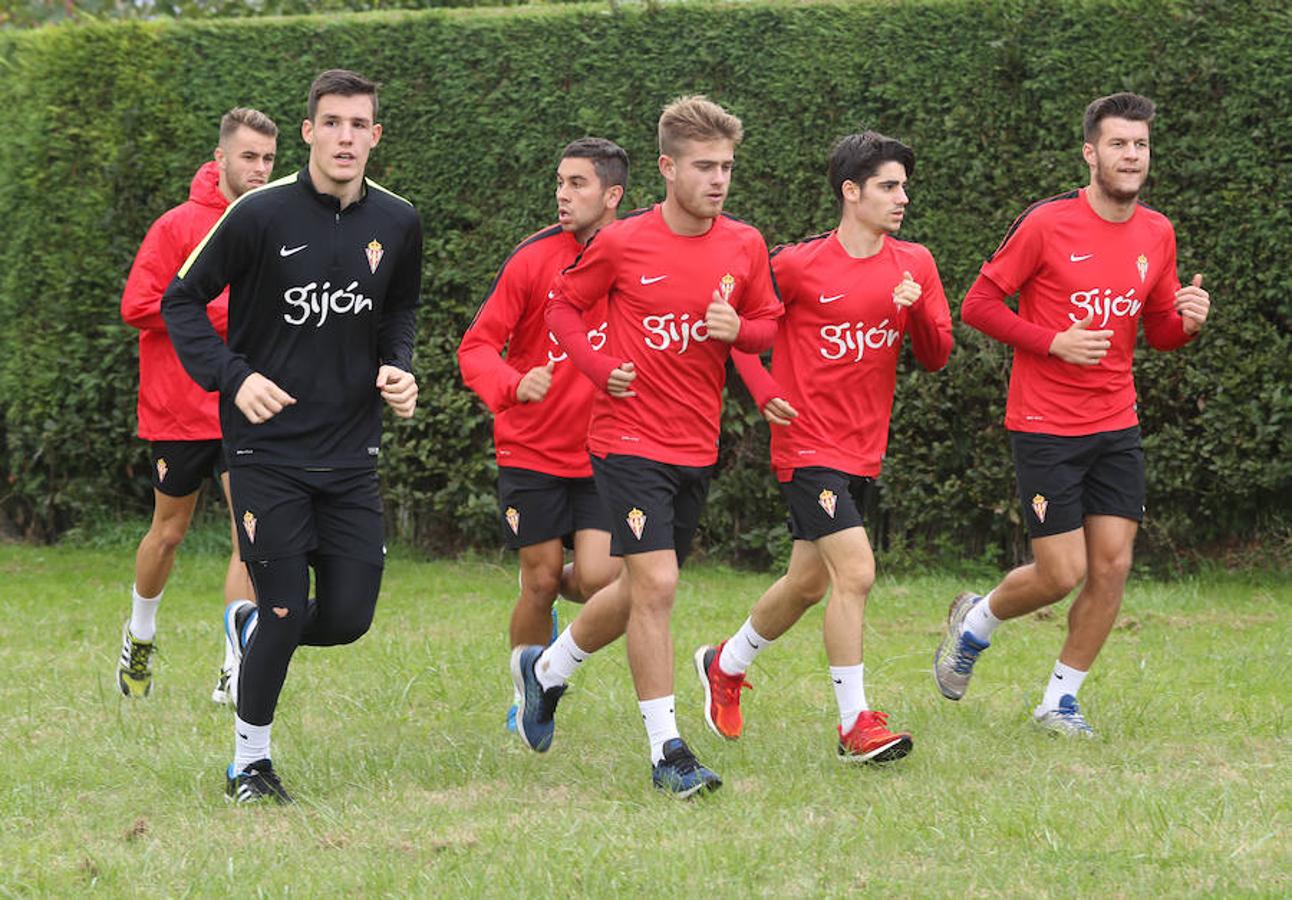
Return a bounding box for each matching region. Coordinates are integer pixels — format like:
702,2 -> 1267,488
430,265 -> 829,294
780,466 -> 873,541
497,466 -> 609,550
590,453 -> 713,566
1010,426 -> 1146,539
149,439 -> 227,498
229,465 -> 385,566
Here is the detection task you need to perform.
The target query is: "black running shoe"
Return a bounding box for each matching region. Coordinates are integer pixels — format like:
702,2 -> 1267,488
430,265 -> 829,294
225,758 -> 293,805
651,738 -> 722,799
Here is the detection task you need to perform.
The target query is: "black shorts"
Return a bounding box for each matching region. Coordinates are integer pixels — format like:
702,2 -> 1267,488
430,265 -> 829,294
229,465 -> 385,566
780,466 -> 873,541
497,466 -> 609,550
149,439 -> 228,498
1011,426 -> 1146,538
590,453 -> 713,567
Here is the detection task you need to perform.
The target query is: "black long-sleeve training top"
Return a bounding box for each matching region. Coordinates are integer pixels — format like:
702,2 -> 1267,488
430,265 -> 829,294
162,168 -> 422,469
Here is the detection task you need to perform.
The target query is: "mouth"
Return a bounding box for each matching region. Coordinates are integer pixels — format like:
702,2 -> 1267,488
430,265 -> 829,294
334,152 -> 356,165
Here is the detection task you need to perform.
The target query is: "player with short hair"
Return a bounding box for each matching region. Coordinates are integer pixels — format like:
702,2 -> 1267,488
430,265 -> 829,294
697,130 -> 952,762
457,137 -> 629,730
163,69 -> 422,803
117,107 -> 278,703
933,92 -> 1210,735
511,95 -> 782,798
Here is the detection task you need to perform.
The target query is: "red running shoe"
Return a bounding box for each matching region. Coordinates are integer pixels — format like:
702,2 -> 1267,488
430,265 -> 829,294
693,641 -> 752,739
837,710 -> 913,763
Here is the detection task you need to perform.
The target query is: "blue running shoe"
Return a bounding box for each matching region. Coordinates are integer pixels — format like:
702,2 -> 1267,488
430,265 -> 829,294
510,645 -> 565,752
933,592 -> 990,700
652,738 -> 722,799
1033,694 -> 1095,737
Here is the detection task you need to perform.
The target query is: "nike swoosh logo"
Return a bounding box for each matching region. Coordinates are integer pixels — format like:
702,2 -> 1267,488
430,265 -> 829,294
280,244 -> 308,257
818,293 -> 845,304
640,275 -> 668,285
1069,253 -> 1093,262
547,291 -> 556,299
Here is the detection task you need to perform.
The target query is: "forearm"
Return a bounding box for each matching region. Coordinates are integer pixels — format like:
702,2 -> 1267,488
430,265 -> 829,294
730,350 -> 780,409
545,298 -> 618,389
960,273 -> 1055,356
732,316 -> 778,353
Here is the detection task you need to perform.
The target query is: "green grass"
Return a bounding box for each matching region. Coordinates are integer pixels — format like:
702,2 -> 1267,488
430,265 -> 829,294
1,532 -> 1289,896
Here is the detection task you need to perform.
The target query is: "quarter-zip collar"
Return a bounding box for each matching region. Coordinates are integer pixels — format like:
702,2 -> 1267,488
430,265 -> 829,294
296,167 -> 368,214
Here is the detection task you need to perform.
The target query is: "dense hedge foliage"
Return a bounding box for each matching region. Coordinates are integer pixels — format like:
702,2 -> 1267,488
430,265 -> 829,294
1,0 -> 1288,567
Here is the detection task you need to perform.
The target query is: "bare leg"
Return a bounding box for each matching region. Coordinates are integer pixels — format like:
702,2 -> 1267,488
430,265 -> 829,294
564,528 -> 621,603
1060,515 -> 1137,669
510,538 -> 564,646
134,489 -> 201,597
985,527 -> 1087,620
220,471 -> 255,605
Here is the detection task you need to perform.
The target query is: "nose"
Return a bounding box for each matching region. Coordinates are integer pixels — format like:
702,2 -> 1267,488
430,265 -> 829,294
895,186 -> 909,205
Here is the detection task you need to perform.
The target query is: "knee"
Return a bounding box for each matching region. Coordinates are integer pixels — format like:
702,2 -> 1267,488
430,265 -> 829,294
1038,557 -> 1086,597
786,570 -> 830,609
520,566 -> 561,604
831,560 -> 874,602
329,615 -> 373,646
148,519 -> 189,552
629,570 -> 677,614
1088,548 -> 1133,588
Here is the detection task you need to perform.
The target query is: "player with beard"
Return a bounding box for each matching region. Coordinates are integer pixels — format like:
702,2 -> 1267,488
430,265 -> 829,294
696,131 -> 952,762
117,107 -> 277,704
163,70 -> 421,802
933,92 -> 1210,735
457,138 -> 628,731
511,95 -> 782,798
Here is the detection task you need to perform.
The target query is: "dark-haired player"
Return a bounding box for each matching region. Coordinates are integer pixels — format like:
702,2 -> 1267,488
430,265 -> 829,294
698,130 -> 951,762
164,69 -> 422,802
457,137 -> 628,730
511,95 -> 782,798
117,107 -> 277,703
933,92 -> 1210,736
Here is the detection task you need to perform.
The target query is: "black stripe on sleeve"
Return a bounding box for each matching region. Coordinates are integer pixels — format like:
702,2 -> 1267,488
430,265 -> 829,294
985,190 -> 1079,263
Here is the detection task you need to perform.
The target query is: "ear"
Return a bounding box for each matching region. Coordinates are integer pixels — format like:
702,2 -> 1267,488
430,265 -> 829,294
841,179 -> 861,203
370,122 -> 382,148
605,184 -> 625,210
213,145 -> 226,168
1082,141 -> 1096,168
301,118 -> 314,146
658,154 -> 674,182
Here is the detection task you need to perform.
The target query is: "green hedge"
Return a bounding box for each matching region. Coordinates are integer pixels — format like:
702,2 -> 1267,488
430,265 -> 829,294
1,0 -> 1288,568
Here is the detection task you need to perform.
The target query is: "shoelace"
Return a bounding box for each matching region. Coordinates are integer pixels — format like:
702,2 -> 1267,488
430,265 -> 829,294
1056,703 -> 1091,731
663,744 -> 701,776
126,640 -> 154,674
952,635 -> 983,674
713,668 -> 752,705
537,683 -> 566,718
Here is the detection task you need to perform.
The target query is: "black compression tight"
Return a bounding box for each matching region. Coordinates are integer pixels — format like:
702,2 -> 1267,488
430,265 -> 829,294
236,554 -> 384,726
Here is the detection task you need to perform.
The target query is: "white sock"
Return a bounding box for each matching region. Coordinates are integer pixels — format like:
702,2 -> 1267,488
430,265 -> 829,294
963,591 -> 1002,641
718,617 -> 771,675
129,585 -> 162,641
535,627 -> 588,691
1041,661 -> 1088,711
640,695 -> 680,765
233,716 -> 272,771
830,664 -> 867,732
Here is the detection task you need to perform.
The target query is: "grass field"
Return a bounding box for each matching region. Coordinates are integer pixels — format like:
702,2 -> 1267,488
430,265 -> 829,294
1,532 -> 1288,896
